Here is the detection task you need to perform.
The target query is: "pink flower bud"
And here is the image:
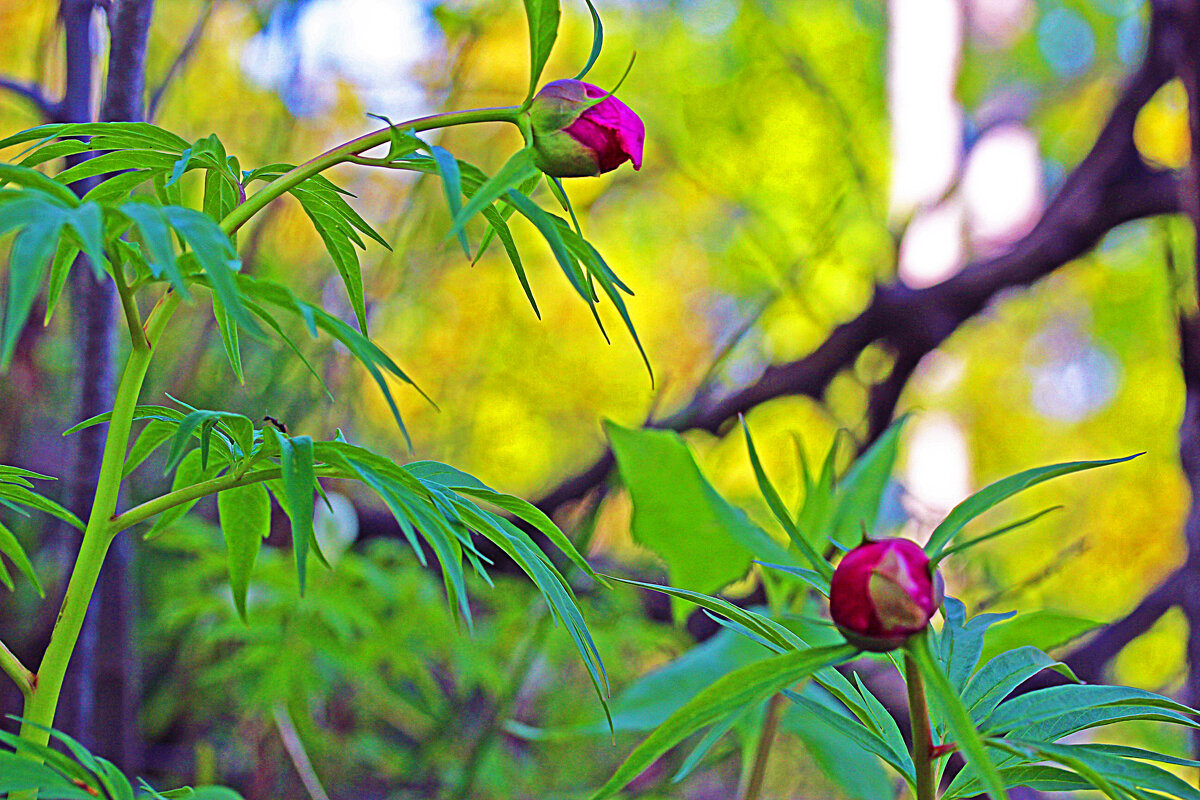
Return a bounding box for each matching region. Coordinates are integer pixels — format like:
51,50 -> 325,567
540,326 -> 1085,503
528,79 -> 644,178
828,538 -> 940,652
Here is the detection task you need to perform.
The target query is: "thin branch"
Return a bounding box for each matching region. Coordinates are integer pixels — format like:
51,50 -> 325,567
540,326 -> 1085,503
272,704 -> 332,800
146,0 -> 215,121
0,77 -> 54,117
0,637 -> 34,699
1061,568 -> 1184,683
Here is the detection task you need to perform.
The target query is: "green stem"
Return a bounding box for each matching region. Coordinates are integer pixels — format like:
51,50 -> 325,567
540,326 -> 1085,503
219,106 -> 521,236
742,692 -> 785,800
15,291 -> 180,761
450,607 -> 550,800
110,464 -> 337,533
112,262 -> 148,351
0,636 -> 33,698
906,650 -> 936,800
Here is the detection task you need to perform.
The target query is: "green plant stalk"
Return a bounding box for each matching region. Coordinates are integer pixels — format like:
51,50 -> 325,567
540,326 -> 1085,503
906,650 -> 936,800
0,636 -> 33,698
110,463 -> 339,533
14,291 -> 181,772
219,106 -> 521,236
451,607 -> 550,800
742,692 -> 785,800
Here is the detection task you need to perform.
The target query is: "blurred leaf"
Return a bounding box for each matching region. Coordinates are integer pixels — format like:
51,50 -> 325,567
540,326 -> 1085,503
606,422 -> 791,618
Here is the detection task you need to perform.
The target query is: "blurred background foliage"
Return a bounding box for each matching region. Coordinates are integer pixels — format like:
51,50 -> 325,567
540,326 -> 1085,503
0,0 -> 1195,796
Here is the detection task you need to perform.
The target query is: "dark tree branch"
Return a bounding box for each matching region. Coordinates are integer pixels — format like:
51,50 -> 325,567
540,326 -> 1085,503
146,0 -> 214,121
526,10 -> 1178,517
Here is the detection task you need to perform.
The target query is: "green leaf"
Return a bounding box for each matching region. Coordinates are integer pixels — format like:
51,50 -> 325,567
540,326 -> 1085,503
3,215 -> 64,370
573,0 -> 604,80
145,450 -> 223,538
785,693 -> 914,787
981,684 -> 1199,736
962,646 -> 1079,723
217,483 -> 271,620
588,643 -> 856,799
606,576 -> 807,654
924,454 -> 1140,557
934,506 -> 1063,566
120,201 -> 191,299
274,432 -> 316,594
0,163 -> 79,206
522,0 -> 562,100
212,294 -> 244,384
409,461 -> 603,584
428,144 -> 469,255
908,631 -> 1009,800
447,149 -> 539,240
0,520 -> 42,596
937,597 -> 1016,693
828,414 -> 907,547
606,422 -> 789,619
0,484 -> 84,531
740,418 -> 833,580
977,610 -> 1101,667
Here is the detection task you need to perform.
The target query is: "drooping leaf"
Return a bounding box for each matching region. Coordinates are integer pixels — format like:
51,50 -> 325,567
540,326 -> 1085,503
217,483 -> 271,620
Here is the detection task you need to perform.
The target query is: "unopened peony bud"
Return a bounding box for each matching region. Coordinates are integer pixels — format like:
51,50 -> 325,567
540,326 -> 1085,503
528,79 -> 644,178
829,538 -> 940,652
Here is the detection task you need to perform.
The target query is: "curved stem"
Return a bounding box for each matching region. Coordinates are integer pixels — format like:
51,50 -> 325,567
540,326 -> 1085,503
15,291 -> 180,763
906,650 -> 936,800
111,463 -> 337,533
219,106 -> 521,236
742,692 -> 785,800
0,636 -> 34,698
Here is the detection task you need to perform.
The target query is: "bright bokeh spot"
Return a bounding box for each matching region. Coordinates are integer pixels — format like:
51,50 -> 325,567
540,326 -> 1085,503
888,0 -> 962,215
903,413 -> 972,521
899,200 -> 965,288
962,123 -> 1043,254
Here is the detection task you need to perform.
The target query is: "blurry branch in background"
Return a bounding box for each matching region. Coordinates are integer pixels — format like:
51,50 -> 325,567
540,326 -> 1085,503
0,77 -> 54,118
272,704 -> 332,800
147,0 -> 217,121
1165,0 -> 1200,753
362,0 -> 1187,703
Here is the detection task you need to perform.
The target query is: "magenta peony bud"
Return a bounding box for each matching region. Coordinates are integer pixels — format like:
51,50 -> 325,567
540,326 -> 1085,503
828,538 -> 940,652
528,79 -> 644,178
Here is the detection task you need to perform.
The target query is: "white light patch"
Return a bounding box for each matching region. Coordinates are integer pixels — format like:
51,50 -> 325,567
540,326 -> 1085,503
966,0 -> 1034,48
242,0 -> 442,119
904,413 -> 972,516
898,199 -> 965,288
889,0 -> 963,214
963,123 -> 1043,254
